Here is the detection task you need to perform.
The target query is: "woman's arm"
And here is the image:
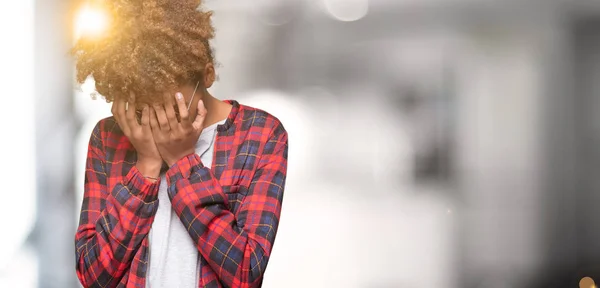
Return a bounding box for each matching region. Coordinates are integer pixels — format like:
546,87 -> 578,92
165,124 -> 288,288
75,120 -> 161,288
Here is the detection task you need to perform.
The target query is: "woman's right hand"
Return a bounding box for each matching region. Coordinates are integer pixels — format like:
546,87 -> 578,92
112,94 -> 162,179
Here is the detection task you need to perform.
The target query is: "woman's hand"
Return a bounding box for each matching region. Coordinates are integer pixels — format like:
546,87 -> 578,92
112,94 -> 162,179
150,92 -> 207,167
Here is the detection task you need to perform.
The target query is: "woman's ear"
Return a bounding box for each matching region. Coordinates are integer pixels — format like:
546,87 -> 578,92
203,63 -> 215,88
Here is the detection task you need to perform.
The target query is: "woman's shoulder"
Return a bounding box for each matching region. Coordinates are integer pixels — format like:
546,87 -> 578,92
93,116 -> 123,134
235,102 -> 287,138
89,116 -> 127,146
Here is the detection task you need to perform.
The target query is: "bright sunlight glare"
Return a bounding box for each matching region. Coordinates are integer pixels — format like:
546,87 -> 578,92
74,3 -> 109,40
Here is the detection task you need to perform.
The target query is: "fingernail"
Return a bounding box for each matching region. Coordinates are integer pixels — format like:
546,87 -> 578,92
176,92 -> 183,100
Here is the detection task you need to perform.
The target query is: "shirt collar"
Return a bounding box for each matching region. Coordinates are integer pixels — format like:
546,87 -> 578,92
217,100 -> 240,132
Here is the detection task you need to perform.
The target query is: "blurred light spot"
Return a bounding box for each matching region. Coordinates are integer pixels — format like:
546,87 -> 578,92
74,3 -> 109,40
580,277 -> 595,288
323,0 -> 368,22
447,209 -> 452,215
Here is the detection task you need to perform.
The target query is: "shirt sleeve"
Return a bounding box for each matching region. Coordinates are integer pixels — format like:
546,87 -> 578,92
165,124 -> 288,288
75,120 -> 161,288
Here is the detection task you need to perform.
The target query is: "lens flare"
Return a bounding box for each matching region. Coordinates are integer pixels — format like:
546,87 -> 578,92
74,3 -> 109,39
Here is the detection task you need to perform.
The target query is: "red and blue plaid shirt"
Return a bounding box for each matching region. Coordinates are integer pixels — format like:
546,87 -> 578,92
75,100 -> 288,288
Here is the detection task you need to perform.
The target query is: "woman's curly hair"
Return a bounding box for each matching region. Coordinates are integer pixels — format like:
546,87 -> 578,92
71,0 -> 215,104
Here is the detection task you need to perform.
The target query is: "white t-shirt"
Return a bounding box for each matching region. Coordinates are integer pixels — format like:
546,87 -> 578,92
145,119 -> 226,288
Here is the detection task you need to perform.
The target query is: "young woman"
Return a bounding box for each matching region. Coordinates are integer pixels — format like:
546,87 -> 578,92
72,1 -> 288,287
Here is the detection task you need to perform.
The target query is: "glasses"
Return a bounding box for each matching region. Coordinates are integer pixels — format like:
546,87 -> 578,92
187,81 -> 200,111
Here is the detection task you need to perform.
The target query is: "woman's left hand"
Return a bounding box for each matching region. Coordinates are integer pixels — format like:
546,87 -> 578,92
150,92 -> 207,167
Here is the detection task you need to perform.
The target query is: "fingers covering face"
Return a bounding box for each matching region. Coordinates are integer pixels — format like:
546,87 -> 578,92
175,92 -> 190,123
153,105 -> 170,131
112,99 -> 131,134
140,106 -> 150,126
121,91 -> 196,135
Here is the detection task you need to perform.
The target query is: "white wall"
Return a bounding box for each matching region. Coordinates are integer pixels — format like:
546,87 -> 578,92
0,1 -> 37,287
455,26 -> 545,286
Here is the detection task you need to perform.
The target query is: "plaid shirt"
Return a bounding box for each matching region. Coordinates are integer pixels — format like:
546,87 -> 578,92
75,100 -> 288,288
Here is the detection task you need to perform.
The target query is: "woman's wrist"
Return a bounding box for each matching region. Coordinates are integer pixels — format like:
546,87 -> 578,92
136,158 -> 162,180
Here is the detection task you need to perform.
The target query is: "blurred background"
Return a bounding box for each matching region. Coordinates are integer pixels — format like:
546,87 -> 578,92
2,0 -> 600,287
